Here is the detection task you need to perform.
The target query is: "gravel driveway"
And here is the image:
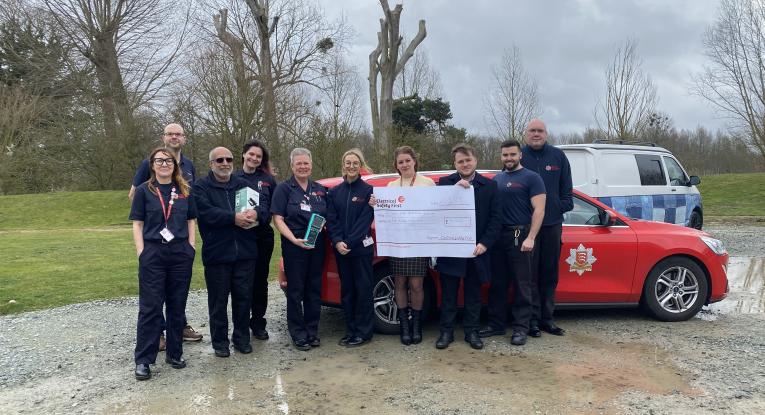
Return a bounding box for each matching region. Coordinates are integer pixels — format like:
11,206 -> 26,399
1,225 -> 763,414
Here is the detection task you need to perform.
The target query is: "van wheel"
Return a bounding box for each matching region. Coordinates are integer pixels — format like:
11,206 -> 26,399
372,262 -> 433,335
642,257 -> 708,321
689,210 -> 703,230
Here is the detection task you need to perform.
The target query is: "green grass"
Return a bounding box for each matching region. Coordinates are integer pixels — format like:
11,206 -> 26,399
699,172 -> 765,217
0,189 -> 283,314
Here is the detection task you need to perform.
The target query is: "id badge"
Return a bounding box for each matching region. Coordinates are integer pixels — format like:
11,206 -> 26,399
160,227 -> 175,242
362,236 -> 374,247
300,203 -> 312,212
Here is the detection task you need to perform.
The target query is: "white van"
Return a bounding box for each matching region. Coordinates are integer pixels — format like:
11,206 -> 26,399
558,143 -> 703,229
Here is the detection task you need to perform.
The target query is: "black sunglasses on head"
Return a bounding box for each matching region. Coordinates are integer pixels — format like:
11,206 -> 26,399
213,157 -> 234,164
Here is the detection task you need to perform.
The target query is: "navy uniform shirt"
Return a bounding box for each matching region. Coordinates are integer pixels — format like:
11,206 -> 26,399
521,143 -> 574,225
129,182 -> 197,241
326,177 -> 374,257
270,176 -> 328,237
492,168 -> 546,226
233,169 -> 277,236
132,154 -> 196,187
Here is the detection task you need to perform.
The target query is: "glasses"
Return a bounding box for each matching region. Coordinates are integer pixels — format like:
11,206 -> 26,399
152,158 -> 175,166
213,157 -> 234,164
164,132 -> 184,137
344,161 -> 361,167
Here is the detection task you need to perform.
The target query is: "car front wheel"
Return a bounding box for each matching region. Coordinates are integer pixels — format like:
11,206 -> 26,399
372,262 -> 399,334
642,257 -> 709,321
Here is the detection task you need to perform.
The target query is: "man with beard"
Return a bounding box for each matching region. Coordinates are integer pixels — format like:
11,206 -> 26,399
479,140 -> 545,346
193,147 -> 268,357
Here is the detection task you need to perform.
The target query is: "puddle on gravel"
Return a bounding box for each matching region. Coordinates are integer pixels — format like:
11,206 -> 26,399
122,334 -> 695,415
701,257 -> 765,319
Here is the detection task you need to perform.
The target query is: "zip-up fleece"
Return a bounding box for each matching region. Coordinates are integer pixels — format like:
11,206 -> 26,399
326,176 -> 374,258
521,143 -> 574,226
193,171 -> 262,266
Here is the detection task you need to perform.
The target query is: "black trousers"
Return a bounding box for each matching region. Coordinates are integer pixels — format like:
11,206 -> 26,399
531,224 -> 563,326
335,252 -> 374,340
439,262 -> 481,335
282,235 -> 326,341
487,227 -> 536,333
135,241 -> 194,364
250,232 -> 274,331
204,260 -> 256,350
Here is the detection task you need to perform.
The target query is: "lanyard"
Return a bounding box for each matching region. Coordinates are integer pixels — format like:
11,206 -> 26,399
157,188 -> 174,224
400,175 -> 416,187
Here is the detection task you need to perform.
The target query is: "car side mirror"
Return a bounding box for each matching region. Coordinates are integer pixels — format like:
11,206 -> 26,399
599,210 -> 612,227
689,176 -> 701,186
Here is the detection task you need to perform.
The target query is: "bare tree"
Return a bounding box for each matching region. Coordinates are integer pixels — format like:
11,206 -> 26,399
595,39 -> 657,139
394,43 -> 442,100
693,0 -> 765,162
44,0 -> 189,144
369,0 -> 426,150
483,45 -> 540,141
211,0 -> 346,170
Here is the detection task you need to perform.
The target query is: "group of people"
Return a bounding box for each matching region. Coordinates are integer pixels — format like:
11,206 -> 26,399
127,119 -> 573,381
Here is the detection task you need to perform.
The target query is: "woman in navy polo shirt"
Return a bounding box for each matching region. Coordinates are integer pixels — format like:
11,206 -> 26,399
129,148 -> 197,380
234,140 -> 277,341
271,148 -> 328,351
326,149 -> 375,347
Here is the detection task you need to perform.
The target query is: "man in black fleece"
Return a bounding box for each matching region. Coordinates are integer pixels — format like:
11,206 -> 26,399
521,119 -> 574,336
193,147 -> 269,357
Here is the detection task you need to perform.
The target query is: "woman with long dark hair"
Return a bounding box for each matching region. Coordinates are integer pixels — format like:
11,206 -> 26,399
234,140 -> 277,340
130,148 -> 196,380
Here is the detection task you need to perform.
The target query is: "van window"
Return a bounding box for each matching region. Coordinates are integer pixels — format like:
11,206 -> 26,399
634,155 -> 666,186
663,156 -> 689,186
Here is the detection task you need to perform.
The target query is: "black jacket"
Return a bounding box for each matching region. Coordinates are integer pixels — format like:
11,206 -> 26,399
521,143 -> 574,226
192,171 -> 267,266
326,177 -> 374,258
436,172 -> 501,281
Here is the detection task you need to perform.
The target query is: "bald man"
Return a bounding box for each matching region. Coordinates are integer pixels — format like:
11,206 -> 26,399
521,119 -> 573,337
128,123 -> 203,349
193,147 -> 269,357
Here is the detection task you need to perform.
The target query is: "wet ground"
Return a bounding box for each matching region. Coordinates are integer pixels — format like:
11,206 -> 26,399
1,227 -> 764,414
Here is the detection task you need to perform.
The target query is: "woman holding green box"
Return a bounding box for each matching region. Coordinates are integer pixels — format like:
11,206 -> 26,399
271,148 -> 328,351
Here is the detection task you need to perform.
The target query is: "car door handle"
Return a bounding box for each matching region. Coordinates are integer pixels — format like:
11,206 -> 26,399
671,188 -> 677,192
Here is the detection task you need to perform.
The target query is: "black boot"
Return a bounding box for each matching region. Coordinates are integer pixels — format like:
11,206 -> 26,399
398,307 -> 412,345
411,309 -> 422,344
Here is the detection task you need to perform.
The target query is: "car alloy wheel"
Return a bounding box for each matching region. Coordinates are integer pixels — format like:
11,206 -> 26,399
643,257 -> 709,321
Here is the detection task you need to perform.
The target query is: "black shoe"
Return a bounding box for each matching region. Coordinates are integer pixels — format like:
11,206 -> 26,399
135,363 -> 151,380
465,331 -> 484,350
345,336 -> 370,348
308,337 -> 321,347
478,326 -> 506,338
234,343 -> 253,354
398,308 -> 412,346
528,325 -> 542,338
293,338 -> 311,351
252,328 -> 269,340
214,348 -> 230,358
539,323 -> 565,336
510,331 -> 527,346
411,309 -> 423,344
165,357 -> 187,369
338,335 -> 352,346
435,331 -> 454,349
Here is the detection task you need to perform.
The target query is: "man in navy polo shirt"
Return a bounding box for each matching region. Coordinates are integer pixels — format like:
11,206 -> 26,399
521,119 -> 573,337
480,140 -> 546,346
128,123 -> 203,347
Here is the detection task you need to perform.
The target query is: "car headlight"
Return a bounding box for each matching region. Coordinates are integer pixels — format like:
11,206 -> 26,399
700,236 -> 726,255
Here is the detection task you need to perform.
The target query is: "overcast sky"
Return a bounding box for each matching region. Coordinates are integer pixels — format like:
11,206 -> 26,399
321,0 -> 727,136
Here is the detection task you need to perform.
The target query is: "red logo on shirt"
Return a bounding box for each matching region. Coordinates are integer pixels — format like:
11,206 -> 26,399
546,165 -> 560,171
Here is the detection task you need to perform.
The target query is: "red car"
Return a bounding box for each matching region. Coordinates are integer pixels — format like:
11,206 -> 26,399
279,170 -> 729,334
